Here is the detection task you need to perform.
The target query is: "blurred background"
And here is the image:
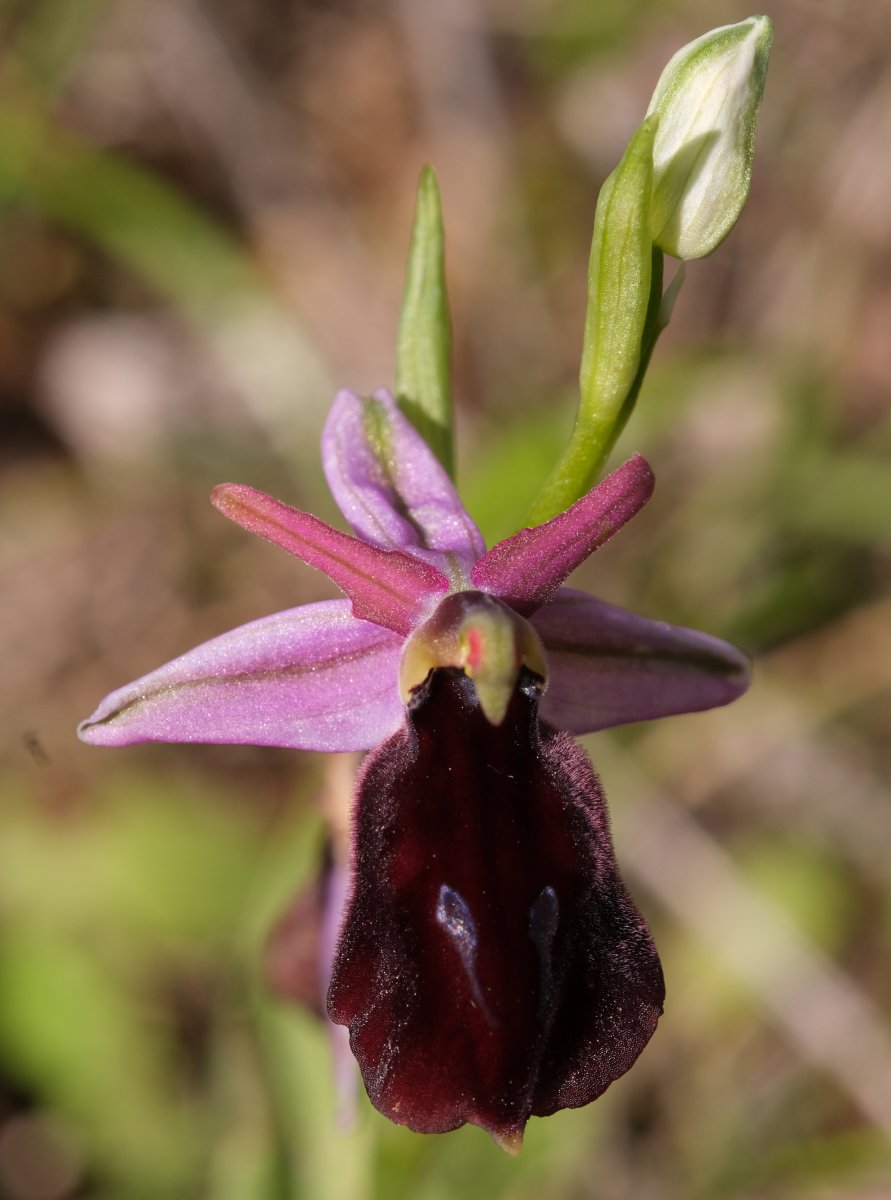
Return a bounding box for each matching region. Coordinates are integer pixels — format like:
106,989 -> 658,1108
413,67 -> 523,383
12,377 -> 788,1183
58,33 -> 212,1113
1,0 -> 890,1196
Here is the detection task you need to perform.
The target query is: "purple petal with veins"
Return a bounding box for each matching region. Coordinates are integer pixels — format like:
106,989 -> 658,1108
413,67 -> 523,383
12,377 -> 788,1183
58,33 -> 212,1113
212,483 -> 448,635
472,455 -> 654,615
77,600 -> 404,752
322,389 -> 485,577
533,588 -> 750,733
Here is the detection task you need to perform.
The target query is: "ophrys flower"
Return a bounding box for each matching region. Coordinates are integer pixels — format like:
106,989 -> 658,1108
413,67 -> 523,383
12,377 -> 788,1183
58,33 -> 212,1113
79,388 -> 749,1148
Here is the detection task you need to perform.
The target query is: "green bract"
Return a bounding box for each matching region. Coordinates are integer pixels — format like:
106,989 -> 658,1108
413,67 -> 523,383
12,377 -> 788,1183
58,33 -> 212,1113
395,166 -> 454,476
526,117 -> 658,524
527,17 -> 772,524
647,15 -> 773,261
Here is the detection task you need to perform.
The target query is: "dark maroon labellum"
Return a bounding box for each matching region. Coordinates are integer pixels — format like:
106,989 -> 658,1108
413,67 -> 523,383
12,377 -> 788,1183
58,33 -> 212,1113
327,667 -> 664,1147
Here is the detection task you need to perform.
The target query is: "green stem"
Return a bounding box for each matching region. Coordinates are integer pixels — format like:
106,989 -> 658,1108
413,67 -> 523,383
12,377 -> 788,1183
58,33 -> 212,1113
526,251 -> 683,525
526,118 -> 658,525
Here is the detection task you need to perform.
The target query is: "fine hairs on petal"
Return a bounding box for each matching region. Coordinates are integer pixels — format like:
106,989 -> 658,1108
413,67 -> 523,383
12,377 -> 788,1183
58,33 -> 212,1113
77,601 -> 406,753
533,588 -> 751,733
472,455 -> 655,615
328,668 -> 664,1146
211,483 -> 449,635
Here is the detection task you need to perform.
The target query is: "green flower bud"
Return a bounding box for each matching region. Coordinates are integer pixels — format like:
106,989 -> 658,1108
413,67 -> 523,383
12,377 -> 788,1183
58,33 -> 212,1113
647,15 -> 773,260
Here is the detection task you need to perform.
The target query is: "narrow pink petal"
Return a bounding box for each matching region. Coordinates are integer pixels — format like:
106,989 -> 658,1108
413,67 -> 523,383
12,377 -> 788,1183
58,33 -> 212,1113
472,456 -> 654,615
77,601 -> 404,752
322,389 -> 485,574
212,484 -> 448,635
532,589 -> 750,733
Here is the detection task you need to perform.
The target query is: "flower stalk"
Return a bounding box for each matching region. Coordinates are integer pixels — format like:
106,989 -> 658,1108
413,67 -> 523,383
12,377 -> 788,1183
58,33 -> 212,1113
527,117 -> 658,525
528,16 -> 772,524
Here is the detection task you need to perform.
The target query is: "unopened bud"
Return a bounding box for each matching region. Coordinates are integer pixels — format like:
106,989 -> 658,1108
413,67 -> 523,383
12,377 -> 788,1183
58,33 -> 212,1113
647,16 -> 773,260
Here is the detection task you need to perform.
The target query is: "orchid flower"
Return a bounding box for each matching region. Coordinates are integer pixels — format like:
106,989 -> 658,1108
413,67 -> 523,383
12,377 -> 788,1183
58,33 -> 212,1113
79,387 -> 749,1149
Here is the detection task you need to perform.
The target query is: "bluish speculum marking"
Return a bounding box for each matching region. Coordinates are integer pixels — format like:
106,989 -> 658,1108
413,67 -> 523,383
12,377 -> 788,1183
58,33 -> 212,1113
436,883 -> 495,1024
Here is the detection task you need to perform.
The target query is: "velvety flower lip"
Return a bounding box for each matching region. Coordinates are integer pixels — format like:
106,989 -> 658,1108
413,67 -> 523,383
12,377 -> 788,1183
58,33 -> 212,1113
327,666 -> 665,1148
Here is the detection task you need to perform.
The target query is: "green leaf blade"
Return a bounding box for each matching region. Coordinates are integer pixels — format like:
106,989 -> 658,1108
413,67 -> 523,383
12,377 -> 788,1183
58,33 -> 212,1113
395,165 -> 454,476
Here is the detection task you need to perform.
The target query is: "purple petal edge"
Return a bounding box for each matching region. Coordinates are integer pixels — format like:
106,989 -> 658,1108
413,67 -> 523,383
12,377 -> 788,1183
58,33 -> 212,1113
212,483 -> 448,635
532,589 -> 750,734
322,389 -> 485,577
77,600 -> 405,753
472,456 -> 655,615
